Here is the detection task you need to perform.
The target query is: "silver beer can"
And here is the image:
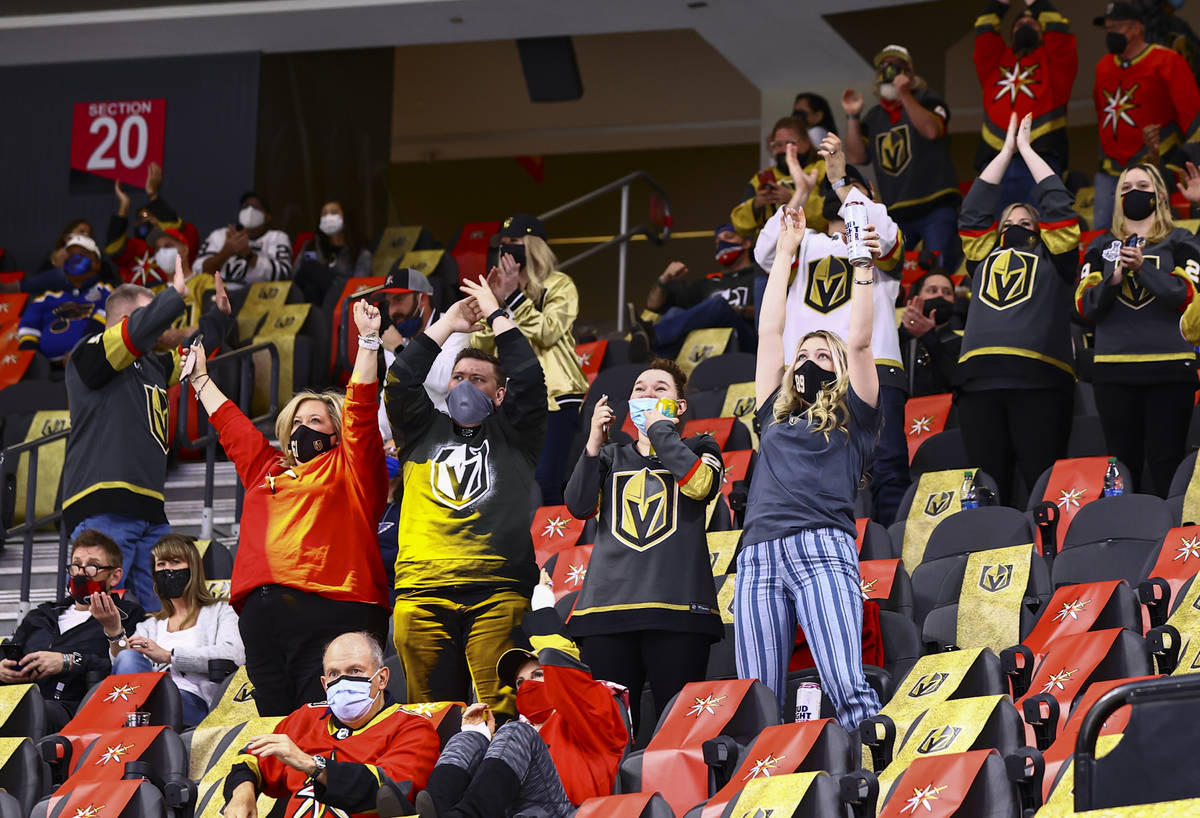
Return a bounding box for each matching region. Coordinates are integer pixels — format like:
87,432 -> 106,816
794,681 -> 821,722
843,202 -> 872,268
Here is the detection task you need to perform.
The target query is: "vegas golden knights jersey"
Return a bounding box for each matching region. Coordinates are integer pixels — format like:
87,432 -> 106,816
564,422 -> 724,639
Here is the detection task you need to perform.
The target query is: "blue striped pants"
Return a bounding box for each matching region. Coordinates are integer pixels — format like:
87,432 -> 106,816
734,527 -> 881,732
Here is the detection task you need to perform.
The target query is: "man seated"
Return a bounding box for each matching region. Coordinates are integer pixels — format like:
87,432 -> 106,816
222,632 -> 440,818
106,162 -> 187,287
0,530 -> 145,731
899,268 -> 964,396
630,224 -> 763,361
403,586 -> 628,818
730,115 -> 827,239
17,234 -> 114,363
194,191 -> 292,288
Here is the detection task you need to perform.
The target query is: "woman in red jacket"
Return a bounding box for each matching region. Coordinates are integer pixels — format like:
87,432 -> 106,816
185,298 -> 390,716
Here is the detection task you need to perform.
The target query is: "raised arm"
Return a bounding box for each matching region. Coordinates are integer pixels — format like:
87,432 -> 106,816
894,76 -> 947,141
1015,113 -> 1056,184
755,207 -> 806,409
842,90 -> 869,165
847,230 -> 881,409
979,113 -> 1018,184
350,299 -> 382,386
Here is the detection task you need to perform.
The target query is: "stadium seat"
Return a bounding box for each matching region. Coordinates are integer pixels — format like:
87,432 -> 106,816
856,517 -> 896,561
385,653 -> 407,703
529,504 -> 587,567
676,329 -> 735,378
1022,580 -> 1142,659
0,682 -> 47,739
1052,494 -> 1172,588
682,719 -> 856,818
877,748 -> 1027,818
687,353 -> 755,393
576,339 -> 609,386
920,543 -> 1052,653
194,539 -> 234,581
574,792 -> 675,818
903,392 -> 954,463
859,559 -> 914,620
909,506 -> 1039,625
0,793 -> 18,818
0,737 -> 50,815
1146,574 -> 1200,674
1026,457 -> 1133,554
544,544 -> 594,601
618,678 -> 777,814
680,385 -> 724,421
887,468 -> 1000,574
32,780 -> 166,818
909,429 -> 970,482
713,769 -> 876,818
1137,524 -> 1200,619
194,666 -> 258,730
188,716 -> 282,818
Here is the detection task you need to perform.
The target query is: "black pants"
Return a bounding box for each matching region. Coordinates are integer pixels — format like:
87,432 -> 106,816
239,585 -> 389,717
577,629 -> 711,733
1094,381 -> 1195,497
957,387 -> 1073,507
536,404 -> 582,506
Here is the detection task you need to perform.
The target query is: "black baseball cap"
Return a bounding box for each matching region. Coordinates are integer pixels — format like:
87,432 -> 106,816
378,263 -> 433,296
498,213 -> 547,241
238,190 -> 270,211
496,647 -> 538,689
1094,2 -> 1143,26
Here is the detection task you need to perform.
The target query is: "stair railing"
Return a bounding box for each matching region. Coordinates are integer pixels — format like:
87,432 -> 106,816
177,342 -> 281,541
537,171 -> 672,332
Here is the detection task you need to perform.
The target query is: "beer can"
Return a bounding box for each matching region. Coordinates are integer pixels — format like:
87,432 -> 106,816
655,398 -> 678,418
843,202 -> 872,268
794,681 -> 821,722
125,710 -> 150,727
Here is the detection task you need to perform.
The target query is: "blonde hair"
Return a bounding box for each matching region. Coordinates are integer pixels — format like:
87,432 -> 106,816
521,235 -> 558,305
772,330 -> 851,439
274,390 -> 345,469
150,534 -> 214,627
999,200 -> 1042,230
1111,163 -> 1174,244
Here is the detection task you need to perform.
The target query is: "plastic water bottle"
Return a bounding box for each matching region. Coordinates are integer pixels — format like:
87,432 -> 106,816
1103,457 -> 1124,497
960,471 -> 978,510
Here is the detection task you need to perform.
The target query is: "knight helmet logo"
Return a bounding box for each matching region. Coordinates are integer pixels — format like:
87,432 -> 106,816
876,124 -> 912,176
978,249 -> 1038,310
232,683 -> 255,703
1117,256 -> 1160,310
916,725 -> 962,754
611,468 -> 678,551
732,396 -> 756,417
924,491 -> 956,516
430,439 -> 492,510
979,563 -> 1013,593
804,256 -> 852,314
908,672 -> 950,698
143,384 -> 170,455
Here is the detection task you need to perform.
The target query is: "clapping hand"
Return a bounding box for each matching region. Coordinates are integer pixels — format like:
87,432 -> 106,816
172,254 -> 188,297
226,228 -> 251,257
214,271 -> 231,315
1016,113 -> 1034,152
461,276 -> 502,318
1177,161 -> 1200,205
1001,113 -> 1019,157
487,251 -> 522,301
818,134 -> 847,183
145,162 -> 163,198
774,206 -> 807,258
786,144 -> 819,203
114,179 -> 132,216
902,296 -> 936,337
841,89 -> 864,117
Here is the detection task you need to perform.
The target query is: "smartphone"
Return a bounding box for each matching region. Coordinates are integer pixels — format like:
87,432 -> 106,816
1124,234 -> 1141,247
180,333 -> 204,379
756,170 -> 776,189
1,643 -> 23,662
600,394 -> 610,437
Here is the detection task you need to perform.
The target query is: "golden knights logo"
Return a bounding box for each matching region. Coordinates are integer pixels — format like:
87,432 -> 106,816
876,124 -> 912,176
731,396 -> 755,417
610,468 -> 678,551
143,384 -> 170,455
231,682 -> 255,703
687,345 -> 716,364
908,672 -> 950,698
430,440 -> 491,510
924,491 -> 955,516
979,249 -> 1037,310
916,725 -> 962,754
804,256 -> 851,314
1117,255 -> 1159,310
978,563 -> 1013,593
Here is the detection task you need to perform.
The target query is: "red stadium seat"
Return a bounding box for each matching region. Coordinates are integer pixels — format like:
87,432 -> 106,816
291,230 -> 314,263
530,505 -> 586,567
904,393 -> 953,463
576,339 -> 608,386
451,221 -> 501,287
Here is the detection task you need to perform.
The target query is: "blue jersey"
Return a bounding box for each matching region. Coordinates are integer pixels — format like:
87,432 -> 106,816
18,280 -> 112,362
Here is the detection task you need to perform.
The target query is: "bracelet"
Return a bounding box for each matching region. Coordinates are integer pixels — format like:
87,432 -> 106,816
846,112 -> 860,120
485,308 -> 508,328
192,377 -> 209,398
189,373 -> 209,386
853,277 -> 874,285
358,333 -> 381,351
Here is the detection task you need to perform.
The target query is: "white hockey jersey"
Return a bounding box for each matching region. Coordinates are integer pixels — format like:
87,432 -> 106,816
193,226 -> 293,286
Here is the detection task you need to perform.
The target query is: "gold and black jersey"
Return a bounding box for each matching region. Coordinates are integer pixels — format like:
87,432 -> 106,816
564,422 -> 724,639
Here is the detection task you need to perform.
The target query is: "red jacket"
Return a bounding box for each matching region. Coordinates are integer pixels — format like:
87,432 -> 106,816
1093,43 -> 1200,174
212,379 -> 390,611
973,0 -> 1076,163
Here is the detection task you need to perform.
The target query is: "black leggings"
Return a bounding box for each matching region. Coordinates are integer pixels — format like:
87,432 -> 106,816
1093,381 -> 1195,497
239,585 -> 389,717
958,386 -> 1073,506
577,630 -> 711,733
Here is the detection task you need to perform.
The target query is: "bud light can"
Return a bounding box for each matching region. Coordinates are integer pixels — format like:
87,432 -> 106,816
125,710 -> 150,727
794,681 -> 821,722
843,202 -> 872,268
655,398 -> 678,418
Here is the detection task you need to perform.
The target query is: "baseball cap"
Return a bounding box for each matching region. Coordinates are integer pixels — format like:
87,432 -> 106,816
873,44 -> 913,68
496,647 -> 539,690
64,234 -> 100,259
145,226 -> 187,247
498,213 -> 547,241
1094,1 -> 1143,25
378,263 -> 434,296
714,223 -> 737,238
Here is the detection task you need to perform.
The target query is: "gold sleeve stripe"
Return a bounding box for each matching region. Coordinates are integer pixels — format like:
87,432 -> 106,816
101,318 -> 139,371
974,13 -> 1001,30
530,632 -> 580,661
679,454 -> 718,501
1038,217 -> 1081,256
1075,270 -> 1103,318
960,224 -> 999,263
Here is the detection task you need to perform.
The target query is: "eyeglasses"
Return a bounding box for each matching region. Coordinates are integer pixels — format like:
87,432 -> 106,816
767,139 -> 799,151
67,564 -> 115,578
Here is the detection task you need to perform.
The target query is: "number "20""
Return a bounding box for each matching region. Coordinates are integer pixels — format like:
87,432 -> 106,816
86,115 -> 148,171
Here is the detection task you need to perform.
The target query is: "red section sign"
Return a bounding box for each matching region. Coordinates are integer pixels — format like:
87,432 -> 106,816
70,99 -> 166,185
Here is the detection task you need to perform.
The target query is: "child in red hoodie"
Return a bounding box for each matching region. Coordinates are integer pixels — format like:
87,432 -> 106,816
411,586 -> 630,818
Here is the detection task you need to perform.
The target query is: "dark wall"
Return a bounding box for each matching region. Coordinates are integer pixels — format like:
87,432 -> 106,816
255,48 -> 395,246
0,53 -> 259,272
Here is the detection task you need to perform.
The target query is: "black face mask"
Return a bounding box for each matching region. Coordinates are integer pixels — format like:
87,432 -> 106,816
154,567 -> 191,599
499,244 -> 526,267
1106,32 -> 1128,55
1013,25 -> 1040,52
1121,189 -> 1157,221
774,152 -> 790,175
133,221 -> 152,240
290,423 -> 338,463
1000,223 -> 1038,251
922,297 -> 953,325
793,359 -> 837,404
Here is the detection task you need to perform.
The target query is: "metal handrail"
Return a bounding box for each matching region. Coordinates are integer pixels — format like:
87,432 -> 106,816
177,341 -> 281,540
0,428 -> 72,617
537,171 -> 672,332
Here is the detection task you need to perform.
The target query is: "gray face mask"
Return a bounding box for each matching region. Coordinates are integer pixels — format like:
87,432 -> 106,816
446,381 -> 495,426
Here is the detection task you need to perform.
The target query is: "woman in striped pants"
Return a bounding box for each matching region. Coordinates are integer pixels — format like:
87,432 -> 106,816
734,191 -> 883,732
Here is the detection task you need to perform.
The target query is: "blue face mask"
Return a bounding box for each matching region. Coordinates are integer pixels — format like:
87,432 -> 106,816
627,398 -> 659,434
63,253 -> 94,278
326,668 -> 382,723
395,315 -> 422,337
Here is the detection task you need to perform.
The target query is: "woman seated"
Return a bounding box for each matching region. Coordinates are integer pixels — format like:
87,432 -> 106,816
111,534 -> 244,727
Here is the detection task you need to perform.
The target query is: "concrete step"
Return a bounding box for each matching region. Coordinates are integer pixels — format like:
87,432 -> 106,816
0,588 -> 59,639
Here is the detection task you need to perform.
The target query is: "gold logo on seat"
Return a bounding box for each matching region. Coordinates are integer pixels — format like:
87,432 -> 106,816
924,491 -> 956,516
916,725 -> 962,754
979,564 -> 1013,593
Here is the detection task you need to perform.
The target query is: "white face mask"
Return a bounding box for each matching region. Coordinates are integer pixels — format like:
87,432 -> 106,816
154,246 -> 178,272
319,214 -> 344,236
879,83 -> 900,101
238,206 -> 265,230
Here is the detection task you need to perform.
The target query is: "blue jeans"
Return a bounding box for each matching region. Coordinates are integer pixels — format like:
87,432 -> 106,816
653,297 -> 757,356
72,514 -> 171,613
870,385 -> 911,526
901,204 -> 962,274
536,404 -> 581,506
1093,171 -> 1118,231
112,649 -> 211,727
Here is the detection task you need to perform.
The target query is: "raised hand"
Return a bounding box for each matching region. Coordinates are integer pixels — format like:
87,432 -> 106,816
489,251 -> 522,301
818,134 -> 847,183
775,206 -> 807,258
461,275 -> 501,317
1016,113 -> 1034,152
658,261 -> 688,285
213,271 -> 231,315
1001,112 -> 1019,157
441,297 -> 481,334
172,254 -> 188,297
862,224 -> 883,260
183,339 -> 208,379
842,89 -> 864,116
892,72 -> 912,97
1176,161 -> 1200,205
114,179 -> 131,216
353,298 -> 381,336
586,395 -> 614,455
902,296 -> 935,337
145,162 -> 163,198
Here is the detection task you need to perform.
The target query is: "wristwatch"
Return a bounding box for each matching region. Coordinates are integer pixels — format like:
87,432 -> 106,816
831,176 -> 853,190
311,754 -> 328,776
484,308 -> 508,329
106,632 -> 128,649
